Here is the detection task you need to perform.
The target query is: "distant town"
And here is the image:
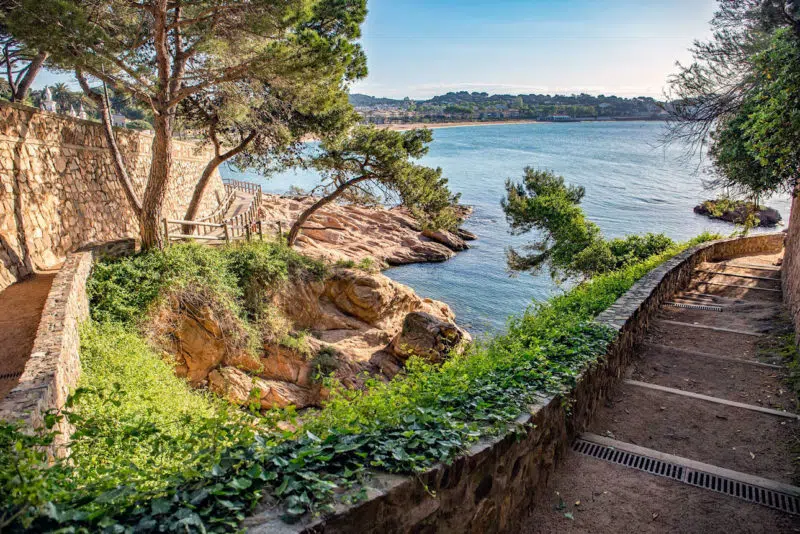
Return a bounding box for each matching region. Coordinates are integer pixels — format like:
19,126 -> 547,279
350,91 -> 670,124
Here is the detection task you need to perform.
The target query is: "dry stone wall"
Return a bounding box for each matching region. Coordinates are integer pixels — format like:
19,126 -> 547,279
0,101 -> 225,291
784,193 -> 800,341
0,239 -> 134,457
245,233 -> 785,534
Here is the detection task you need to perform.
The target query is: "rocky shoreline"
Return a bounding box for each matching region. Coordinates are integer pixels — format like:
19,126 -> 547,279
258,194 -> 476,267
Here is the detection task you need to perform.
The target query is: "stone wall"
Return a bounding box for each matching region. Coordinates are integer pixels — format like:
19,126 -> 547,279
245,233 -> 785,534
0,101 -> 225,291
783,193 -> 800,342
0,239 -> 134,457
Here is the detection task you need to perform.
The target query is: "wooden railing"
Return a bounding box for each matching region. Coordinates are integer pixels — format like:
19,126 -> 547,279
163,178 -> 264,244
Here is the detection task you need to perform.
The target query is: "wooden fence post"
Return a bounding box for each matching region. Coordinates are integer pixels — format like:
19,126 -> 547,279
278,221 -> 283,240
223,223 -> 230,244
258,221 -> 263,241
163,219 -> 170,245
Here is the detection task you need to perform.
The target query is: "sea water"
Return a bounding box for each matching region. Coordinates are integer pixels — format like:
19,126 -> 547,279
222,121 -> 793,334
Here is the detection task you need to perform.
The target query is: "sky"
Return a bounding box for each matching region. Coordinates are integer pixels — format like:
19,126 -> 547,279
34,0 -> 718,100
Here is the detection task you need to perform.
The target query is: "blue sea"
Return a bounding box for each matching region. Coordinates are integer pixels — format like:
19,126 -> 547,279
222,121 -> 793,335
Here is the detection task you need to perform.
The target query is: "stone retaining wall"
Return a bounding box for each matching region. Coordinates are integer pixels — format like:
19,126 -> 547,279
245,233 -> 785,534
783,192 -> 800,342
0,239 -> 134,457
0,101 -> 226,291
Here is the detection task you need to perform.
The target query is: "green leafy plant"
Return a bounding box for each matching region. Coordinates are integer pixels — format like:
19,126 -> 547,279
1,234 -> 718,532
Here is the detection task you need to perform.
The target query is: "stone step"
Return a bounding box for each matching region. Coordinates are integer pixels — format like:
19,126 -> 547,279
521,448 -> 798,534
646,320 -> 762,360
694,271 -> 782,290
655,304 -> 780,334
699,262 -> 782,280
631,344 -> 794,412
588,385 -> 798,484
688,281 -> 783,302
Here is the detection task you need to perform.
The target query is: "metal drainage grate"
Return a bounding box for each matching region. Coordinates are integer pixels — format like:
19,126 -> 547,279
573,438 -> 800,515
665,301 -> 723,312
0,371 -> 22,381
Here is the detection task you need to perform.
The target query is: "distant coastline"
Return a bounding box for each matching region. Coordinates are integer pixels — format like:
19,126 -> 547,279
379,116 -> 667,131
383,119 -> 542,131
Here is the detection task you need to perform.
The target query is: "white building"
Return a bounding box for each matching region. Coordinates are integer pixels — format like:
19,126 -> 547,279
111,113 -> 127,127
40,87 -> 57,113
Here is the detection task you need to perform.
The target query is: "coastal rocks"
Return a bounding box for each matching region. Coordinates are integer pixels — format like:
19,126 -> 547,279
694,200 -> 782,227
156,266 -> 468,411
158,299 -> 257,386
422,229 -> 469,251
208,366 -> 317,409
259,194 -> 473,267
390,311 -> 470,363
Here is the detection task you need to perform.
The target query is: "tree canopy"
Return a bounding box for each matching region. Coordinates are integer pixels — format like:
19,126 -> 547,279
665,0 -> 800,203
502,168 -> 674,281
4,0 -> 367,249
286,126 -> 461,246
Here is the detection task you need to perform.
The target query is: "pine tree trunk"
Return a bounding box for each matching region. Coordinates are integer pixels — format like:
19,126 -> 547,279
183,155 -> 222,234
140,112 -> 174,250
287,176 -> 369,246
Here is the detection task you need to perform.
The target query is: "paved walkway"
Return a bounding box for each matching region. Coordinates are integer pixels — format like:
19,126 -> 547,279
0,273 -> 55,399
522,252 -> 800,533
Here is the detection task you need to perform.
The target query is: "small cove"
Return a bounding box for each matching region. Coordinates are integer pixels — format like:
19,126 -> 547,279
222,121 -> 792,335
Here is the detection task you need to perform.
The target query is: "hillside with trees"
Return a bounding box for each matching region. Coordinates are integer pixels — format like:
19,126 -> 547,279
351,91 -> 668,124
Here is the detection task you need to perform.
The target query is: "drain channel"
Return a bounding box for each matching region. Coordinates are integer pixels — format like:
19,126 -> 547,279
665,301 -> 723,312
573,437 -> 800,515
0,371 -> 22,381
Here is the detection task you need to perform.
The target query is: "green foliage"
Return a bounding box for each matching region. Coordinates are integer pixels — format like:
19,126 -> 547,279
0,322 -> 260,531
88,241 -> 324,325
502,167 -> 676,280
68,323 -> 256,506
708,28 -> 800,197
311,346 -> 342,380
125,119 -> 153,130
2,234 -> 718,531
288,126 -> 461,245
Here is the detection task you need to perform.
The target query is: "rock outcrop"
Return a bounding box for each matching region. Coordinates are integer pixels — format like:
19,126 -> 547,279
258,195 -> 475,266
156,267 -> 471,410
389,311 -> 469,363
694,200 -> 782,227
151,198 -> 476,411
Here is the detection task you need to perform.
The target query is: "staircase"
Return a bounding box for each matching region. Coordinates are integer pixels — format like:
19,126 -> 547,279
162,178 -> 264,244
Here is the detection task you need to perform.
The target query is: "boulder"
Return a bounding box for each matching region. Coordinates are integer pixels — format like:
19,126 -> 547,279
324,269 -> 422,327
693,201 -> 782,227
455,228 -> 478,241
260,343 -> 315,387
422,228 -> 469,251
171,305 -> 227,385
390,312 -> 469,363
208,366 -> 317,409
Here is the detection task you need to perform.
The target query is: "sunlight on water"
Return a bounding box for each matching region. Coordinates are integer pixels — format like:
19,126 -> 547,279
222,122 -> 792,335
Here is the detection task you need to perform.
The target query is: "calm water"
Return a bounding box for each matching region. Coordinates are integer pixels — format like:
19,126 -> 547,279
222,121 -> 793,335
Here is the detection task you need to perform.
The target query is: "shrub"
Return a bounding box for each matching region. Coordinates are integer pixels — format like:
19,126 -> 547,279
1,233 -> 719,531
125,119 -> 153,130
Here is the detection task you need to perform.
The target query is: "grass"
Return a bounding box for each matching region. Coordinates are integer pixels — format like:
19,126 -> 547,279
68,323 -> 251,500
0,233 -> 720,532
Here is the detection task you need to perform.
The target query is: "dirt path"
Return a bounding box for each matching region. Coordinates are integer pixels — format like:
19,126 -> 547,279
521,252 -> 800,533
0,273 -> 55,399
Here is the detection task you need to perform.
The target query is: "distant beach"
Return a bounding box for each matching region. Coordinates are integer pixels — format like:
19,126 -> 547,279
384,119 -> 543,131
